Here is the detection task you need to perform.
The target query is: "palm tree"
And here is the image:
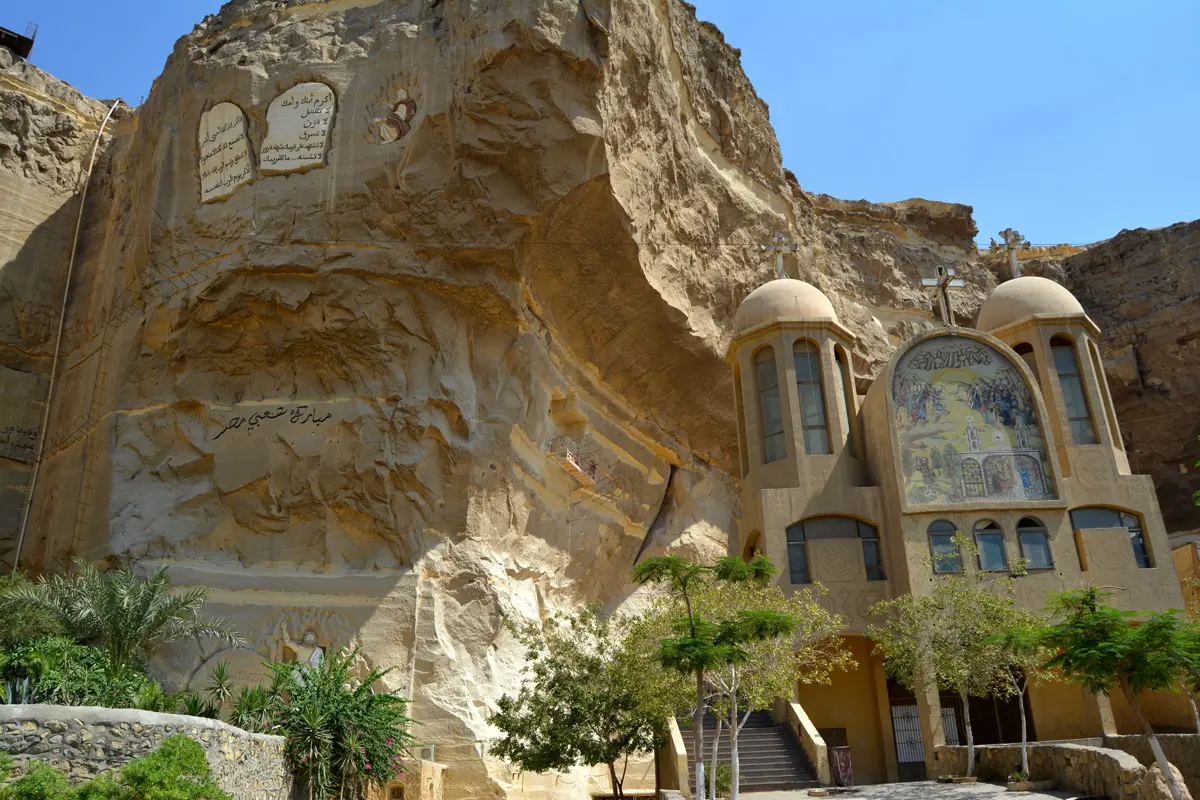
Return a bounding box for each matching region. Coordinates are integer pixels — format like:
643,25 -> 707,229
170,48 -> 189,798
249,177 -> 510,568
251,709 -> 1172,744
0,558 -> 241,689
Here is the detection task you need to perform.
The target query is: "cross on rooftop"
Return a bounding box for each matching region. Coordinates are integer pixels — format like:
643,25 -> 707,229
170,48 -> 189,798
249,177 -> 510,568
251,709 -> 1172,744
920,265 -> 966,326
759,232 -> 799,280
990,228 -> 1031,278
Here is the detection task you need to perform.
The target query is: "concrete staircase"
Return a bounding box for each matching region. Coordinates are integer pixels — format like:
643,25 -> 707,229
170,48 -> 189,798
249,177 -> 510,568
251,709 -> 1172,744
679,711 -> 821,793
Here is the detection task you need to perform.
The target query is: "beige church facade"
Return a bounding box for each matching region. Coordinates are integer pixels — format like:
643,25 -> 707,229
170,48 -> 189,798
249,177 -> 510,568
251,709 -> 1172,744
727,275 -> 1190,784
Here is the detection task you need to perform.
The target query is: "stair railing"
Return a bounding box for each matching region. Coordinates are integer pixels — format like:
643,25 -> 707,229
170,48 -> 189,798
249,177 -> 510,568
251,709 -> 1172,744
779,699 -> 831,786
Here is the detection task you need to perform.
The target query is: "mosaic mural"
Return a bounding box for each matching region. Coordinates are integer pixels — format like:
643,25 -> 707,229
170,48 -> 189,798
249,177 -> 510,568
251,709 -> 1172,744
891,336 -> 1057,505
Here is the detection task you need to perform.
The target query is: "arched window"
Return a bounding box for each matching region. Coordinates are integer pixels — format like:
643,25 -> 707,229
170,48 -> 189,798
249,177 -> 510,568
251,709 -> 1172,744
974,520 -> 1007,571
833,346 -> 855,452
928,520 -> 962,574
1013,342 -> 1039,384
790,516 -> 885,582
962,459 -> 985,497
1070,507 -> 1151,568
1087,339 -> 1123,451
734,365 -> 749,477
755,347 -> 785,463
793,340 -> 832,455
1017,517 -> 1053,569
785,522 -> 809,584
1050,336 -> 1098,445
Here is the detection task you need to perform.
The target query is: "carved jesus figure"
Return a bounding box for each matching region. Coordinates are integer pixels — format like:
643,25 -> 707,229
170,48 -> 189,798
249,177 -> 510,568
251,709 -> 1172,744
374,88 -> 417,143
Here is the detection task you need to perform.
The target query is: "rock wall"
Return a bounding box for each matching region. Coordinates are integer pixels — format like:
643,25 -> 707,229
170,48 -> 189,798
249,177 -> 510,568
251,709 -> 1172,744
933,741 -> 1144,800
0,47 -> 113,570
1,0 -> 1198,798
1107,734 -> 1200,799
0,704 -> 291,799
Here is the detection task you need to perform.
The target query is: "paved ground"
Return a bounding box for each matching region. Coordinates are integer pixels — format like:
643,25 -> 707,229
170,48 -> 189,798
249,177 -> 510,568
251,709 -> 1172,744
745,782 -> 1088,800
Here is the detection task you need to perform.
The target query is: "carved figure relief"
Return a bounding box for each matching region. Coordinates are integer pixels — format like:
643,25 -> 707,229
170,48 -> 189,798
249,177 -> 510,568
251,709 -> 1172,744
364,76 -> 418,145
260,82 -> 336,174
198,101 -> 254,202
891,336 -> 1057,505
255,607 -> 357,662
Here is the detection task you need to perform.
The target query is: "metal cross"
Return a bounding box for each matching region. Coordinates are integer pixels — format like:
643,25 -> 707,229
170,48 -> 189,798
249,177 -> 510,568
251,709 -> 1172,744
920,265 -> 966,326
759,232 -> 799,280
989,228 -> 1030,278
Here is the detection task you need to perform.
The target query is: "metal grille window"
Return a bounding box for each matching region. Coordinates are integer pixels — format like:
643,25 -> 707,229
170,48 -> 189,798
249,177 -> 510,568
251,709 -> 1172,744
755,347 -> 785,463
929,520 -> 962,574
793,340 -> 832,455
785,522 -> 810,584
974,520 -> 1008,571
1070,507 -> 1152,568
1051,336 -> 1098,445
1017,517 -> 1053,569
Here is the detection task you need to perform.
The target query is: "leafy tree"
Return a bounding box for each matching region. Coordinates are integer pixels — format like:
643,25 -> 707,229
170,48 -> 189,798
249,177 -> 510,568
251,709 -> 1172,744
869,534 -> 1020,777
1175,618 -> 1200,733
930,448 -> 946,474
686,578 -> 851,800
1043,588 -> 1189,800
0,559 -> 241,691
268,647 -> 412,800
489,609 -> 682,799
632,555 -> 793,800
901,449 -> 915,479
988,618 -> 1054,778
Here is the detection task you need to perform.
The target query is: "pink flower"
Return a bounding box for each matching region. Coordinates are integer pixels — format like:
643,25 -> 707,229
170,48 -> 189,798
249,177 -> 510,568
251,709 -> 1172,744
387,738 -> 393,746
365,764 -> 371,770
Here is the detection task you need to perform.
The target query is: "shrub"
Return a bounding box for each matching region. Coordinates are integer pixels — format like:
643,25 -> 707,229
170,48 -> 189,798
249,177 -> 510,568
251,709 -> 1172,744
229,685 -> 276,734
269,648 -> 412,800
0,762 -> 70,800
0,574 -> 64,647
0,637 -> 158,709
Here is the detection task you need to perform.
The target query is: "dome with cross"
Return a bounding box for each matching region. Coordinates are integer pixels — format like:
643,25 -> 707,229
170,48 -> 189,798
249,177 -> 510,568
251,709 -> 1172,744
976,276 -> 1086,332
733,279 -> 838,337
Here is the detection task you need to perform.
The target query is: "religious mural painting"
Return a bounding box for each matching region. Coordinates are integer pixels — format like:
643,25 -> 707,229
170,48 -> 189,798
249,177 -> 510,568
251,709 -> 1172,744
890,335 -> 1056,505
364,76 -> 418,145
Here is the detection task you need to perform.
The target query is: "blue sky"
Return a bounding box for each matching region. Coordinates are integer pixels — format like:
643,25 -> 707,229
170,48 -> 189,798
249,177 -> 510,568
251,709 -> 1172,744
12,0 -> 1199,245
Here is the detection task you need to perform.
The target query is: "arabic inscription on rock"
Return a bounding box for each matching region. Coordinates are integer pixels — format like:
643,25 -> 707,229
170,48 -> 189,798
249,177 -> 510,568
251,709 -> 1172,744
260,82 -> 336,175
198,102 -> 254,203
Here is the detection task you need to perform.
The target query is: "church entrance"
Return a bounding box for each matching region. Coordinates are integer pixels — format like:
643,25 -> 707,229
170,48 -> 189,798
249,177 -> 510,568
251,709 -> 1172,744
887,679 -> 1035,782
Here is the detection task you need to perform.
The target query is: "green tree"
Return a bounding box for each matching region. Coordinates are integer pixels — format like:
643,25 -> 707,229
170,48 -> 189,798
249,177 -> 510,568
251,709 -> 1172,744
489,609 -> 683,799
988,618 -> 1054,778
0,560 -> 241,691
930,448 -> 946,474
900,449 -> 915,479
268,647 -> 412,800
631,555 -> 791,800
1043,588 -> 1189,800
869,534 -> 1020,777
687,579 -> 852,800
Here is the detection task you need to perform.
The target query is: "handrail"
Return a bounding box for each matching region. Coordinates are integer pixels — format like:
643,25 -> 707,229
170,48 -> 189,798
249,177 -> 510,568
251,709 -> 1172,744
665,716 -> 691,798
785,700 -> 831,786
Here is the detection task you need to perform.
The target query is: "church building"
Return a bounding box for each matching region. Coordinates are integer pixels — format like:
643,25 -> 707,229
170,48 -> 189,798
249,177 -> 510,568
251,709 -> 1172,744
727,274 -> 1189,783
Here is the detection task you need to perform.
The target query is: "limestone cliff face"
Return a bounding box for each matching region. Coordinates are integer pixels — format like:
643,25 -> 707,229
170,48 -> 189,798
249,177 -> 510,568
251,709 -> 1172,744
2,0 -> 1196,797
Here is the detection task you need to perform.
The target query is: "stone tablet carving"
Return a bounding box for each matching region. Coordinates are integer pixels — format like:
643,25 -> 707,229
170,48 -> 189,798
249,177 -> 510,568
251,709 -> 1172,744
198,102 -> 254,203
260,82 -> 336,174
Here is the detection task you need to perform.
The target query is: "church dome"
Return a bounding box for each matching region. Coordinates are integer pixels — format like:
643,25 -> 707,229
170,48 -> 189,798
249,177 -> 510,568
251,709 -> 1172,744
976,276 -> 1086,332
733,279 -> 838,336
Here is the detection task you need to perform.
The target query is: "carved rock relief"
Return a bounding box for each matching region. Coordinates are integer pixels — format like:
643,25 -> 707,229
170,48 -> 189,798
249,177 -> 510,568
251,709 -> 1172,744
198,102 -> 254,203
260,82 -> 336,175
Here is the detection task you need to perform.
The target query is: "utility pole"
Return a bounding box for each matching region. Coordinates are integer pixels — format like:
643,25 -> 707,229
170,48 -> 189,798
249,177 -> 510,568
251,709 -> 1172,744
759,232 -> 798,280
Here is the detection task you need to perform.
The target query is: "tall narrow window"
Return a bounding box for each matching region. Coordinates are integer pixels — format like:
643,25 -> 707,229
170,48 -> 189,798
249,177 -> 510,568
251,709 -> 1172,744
786,522 -> 810,584
1051,336 -> 1098,445
755,347 -> 785,463
974,520 -> 1008,571
929,520 -> 962,574
734,365 -> 749,477
1070,507 -> 1152,568
1088,339 -> 1123,451
794,340 -> 832,455
858,520 -> 886,581
1017,517 -> 1053,569
834,346 -> 855,453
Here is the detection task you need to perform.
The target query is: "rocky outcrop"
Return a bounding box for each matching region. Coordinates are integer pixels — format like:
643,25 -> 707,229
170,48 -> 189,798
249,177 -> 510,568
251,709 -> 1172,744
2,1 -> 1198,798
1061,222 -> 1200,534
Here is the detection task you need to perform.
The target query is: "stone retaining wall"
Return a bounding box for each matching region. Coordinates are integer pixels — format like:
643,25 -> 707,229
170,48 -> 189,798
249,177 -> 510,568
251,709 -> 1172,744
1106,735 -> 1200,799
933,741 -> 1144,800
0,704 -> 292,799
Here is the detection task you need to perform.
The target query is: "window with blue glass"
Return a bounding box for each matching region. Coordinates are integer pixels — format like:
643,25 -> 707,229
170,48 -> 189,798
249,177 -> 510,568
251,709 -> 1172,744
787,516 -> 885,583
785,522 -> 809,584
1017,517 -> 1053,569
929,520 -> 962,574
974,520 -> 1008,571
1070,507 -> 1151,568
